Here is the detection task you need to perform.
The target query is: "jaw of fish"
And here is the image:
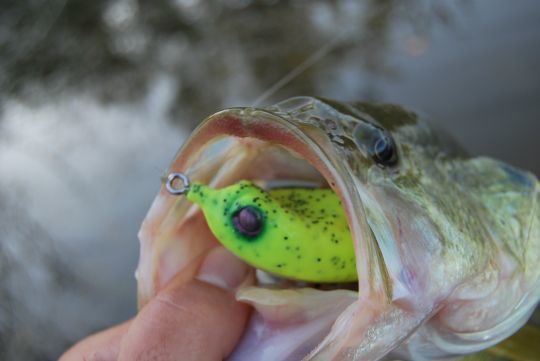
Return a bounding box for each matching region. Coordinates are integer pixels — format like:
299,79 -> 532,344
136,109 -> 389,359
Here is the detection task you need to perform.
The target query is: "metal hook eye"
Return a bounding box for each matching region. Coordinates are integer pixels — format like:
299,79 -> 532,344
166,172 -> 190,195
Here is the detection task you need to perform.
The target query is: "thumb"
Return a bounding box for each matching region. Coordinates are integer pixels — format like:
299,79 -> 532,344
118,247 -> 252,361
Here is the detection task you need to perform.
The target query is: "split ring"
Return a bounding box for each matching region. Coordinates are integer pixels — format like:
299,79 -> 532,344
166,172 -> 190,195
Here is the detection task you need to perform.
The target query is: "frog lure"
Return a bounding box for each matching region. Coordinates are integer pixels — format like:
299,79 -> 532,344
165,172 -> 357,283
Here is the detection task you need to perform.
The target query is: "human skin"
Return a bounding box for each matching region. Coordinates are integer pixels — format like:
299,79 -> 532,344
60,247 -> 252,361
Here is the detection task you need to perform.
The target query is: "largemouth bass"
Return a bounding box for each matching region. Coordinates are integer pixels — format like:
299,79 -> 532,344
136,96 -> 540,360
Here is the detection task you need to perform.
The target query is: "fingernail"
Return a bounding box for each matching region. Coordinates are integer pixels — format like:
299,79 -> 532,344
196,247 -> 250,290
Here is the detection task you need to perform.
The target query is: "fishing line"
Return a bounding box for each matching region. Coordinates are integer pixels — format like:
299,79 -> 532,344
251,29 -> 349,107
166,30 -> 349,189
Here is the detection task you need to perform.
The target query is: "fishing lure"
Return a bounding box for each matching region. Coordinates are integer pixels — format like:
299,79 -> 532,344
166,173 -> 356,283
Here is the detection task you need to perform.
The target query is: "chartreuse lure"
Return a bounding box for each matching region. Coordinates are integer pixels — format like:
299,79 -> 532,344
166,173 -> 356,283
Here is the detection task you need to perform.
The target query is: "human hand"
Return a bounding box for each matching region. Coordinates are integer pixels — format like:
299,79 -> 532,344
60,247 -> 252,361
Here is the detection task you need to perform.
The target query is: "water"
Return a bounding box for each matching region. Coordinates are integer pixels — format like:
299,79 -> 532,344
0,0 -> 539,359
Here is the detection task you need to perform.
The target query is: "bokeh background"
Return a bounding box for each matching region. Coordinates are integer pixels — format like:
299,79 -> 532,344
0,1 -> 539,359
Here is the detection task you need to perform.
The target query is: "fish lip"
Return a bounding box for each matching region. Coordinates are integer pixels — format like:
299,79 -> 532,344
137,104 -> 376,307
166,106 -> 342,185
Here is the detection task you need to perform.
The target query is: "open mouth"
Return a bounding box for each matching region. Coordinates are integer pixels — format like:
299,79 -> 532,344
140,108 -> 362,291
186,132 -> 360,292
136,107 -> 368,359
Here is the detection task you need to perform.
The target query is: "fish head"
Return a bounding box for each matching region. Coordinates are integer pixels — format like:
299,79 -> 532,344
136,96 -> 539,360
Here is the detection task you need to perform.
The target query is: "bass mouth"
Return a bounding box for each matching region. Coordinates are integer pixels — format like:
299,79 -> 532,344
136,108 -> 368,306
176,133 -> 360,292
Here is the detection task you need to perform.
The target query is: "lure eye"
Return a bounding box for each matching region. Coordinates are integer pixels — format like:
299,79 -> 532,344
372,133 -> 397,166
232,206 -> 263,238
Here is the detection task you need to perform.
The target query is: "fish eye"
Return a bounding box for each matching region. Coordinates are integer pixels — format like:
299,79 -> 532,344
353,122 -> 398,167
372,133 -> 397,166
232,206 -> 264,238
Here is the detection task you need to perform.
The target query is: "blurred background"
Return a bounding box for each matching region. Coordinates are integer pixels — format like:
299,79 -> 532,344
0,0 -> 539,359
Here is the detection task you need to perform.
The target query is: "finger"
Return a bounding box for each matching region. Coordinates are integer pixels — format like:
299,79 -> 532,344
118,247 -> 252,361
59,320 -> 131,361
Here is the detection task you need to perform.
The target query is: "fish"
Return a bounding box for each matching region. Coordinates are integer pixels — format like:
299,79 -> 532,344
136,96 -> 540,360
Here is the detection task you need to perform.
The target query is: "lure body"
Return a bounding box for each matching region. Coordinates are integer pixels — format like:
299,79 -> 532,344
187,181 -> 356,283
